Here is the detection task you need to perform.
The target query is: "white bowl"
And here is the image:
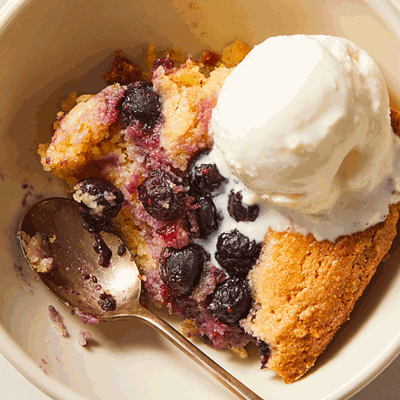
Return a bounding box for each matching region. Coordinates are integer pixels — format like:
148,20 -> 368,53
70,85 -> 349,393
1,0 -> 400,399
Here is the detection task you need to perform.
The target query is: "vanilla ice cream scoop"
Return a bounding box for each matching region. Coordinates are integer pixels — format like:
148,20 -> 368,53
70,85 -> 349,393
211,35 -> 396,215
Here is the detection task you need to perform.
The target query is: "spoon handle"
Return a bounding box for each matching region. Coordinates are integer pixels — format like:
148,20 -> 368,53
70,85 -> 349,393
133,305 -> 263,400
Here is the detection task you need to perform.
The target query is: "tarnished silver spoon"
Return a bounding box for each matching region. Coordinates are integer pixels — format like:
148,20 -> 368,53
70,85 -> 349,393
18,197 -> 262,400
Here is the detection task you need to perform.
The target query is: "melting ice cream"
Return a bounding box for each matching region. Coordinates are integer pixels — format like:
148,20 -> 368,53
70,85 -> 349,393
210,35 -> 400,241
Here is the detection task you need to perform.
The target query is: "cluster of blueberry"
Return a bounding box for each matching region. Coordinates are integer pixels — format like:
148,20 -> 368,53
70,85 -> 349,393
64,55 -> 274,362
74,78 -> 263,330
137,151 -> 262,326
118,78 -> 263,328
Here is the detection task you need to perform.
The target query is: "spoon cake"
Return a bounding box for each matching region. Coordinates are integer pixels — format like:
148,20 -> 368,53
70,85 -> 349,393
37,39 -> 400,383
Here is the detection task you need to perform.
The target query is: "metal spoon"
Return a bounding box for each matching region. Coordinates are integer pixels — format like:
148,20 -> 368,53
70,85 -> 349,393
18,197 -> 263,400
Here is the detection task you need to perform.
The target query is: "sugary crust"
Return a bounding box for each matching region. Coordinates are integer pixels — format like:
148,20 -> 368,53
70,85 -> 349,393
221,39 -> 250,67
244,111 -> 400,383
245,205 -> 399,383
103,50 -> 142,85
154,59 -> 232,170
39,84 -> 126,178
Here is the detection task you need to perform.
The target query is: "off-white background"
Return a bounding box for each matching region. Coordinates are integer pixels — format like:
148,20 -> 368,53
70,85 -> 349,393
1,0 -> 400,398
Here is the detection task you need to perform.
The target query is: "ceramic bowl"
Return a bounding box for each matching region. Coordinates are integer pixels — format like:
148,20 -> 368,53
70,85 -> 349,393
1,0 -> 400,399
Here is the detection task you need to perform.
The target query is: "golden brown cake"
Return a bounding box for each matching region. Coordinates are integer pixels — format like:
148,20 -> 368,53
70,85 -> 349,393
244,203 -> 400,382
37,41 -> 400,384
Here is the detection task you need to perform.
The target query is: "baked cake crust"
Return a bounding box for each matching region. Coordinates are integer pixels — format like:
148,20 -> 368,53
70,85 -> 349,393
245,204 -> 399,383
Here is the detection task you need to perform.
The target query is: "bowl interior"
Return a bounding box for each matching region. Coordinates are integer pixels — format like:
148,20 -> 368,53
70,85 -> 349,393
1,0 -> 400,399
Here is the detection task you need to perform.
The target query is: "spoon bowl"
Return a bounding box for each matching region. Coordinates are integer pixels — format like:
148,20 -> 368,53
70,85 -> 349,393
19,198 -> 142,318
18,197 -> 262,400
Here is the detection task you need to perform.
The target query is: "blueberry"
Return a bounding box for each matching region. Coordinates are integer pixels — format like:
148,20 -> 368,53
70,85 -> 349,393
73,178 -> 124,230
190,162 -> 226,195
138,170 -> 187,221
152,57 -> 175,74
120,81 -> 161,129
257,340 -> 271,369
215,229 -> 261,277
188,192 -> 219,238
209,277 -> 252,325
98,292 -> 116,311
215,256 -> 254,278
228,190 -> 259,222
159,243 -> 208,295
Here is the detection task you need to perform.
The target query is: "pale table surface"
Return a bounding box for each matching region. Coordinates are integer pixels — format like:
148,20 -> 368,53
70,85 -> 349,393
1,0 -> 400,398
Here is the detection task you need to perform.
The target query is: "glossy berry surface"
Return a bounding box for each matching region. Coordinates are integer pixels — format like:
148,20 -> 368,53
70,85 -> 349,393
138,170 -> 187,221
209,277 -> 252,325
190,162 -> 226,194
159,243 -> 208,295
74,178 -> 124,230
227,190 -> 259,222
191,192 -> 219,238
152,57 -> 175,74
98,292 -> 116,311
215,229 -> 261,277
120,81 -> 161,129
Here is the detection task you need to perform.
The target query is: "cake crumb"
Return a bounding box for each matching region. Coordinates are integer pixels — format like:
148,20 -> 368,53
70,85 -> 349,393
103,50 -> 142,85
146,44 -> 158,73
231,346 -> 248,359
77,94 -> 95,104
61,92 -> 78,112
74,308 -> 100,325
48,305 -> 68,337
163,46 -> 187,65
199,49 -> 221,71
19,231 -> 55,273
221,40 -> 250,67
77,331 -> 93,346
180,319 -> 199,337
391,108 -> 400,133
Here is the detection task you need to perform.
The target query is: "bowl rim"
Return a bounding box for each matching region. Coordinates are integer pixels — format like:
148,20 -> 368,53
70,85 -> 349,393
1,0 -> 400,399
0,0 -> 31,35
0,3 -> 81,398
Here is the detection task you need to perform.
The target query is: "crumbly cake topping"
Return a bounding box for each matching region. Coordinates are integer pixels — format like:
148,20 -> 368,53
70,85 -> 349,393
103,49 -> 143,85
39,84 -> 126,178
19,231 -> 55,273
220,39 -> 250,67
153,59 -> 232,169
